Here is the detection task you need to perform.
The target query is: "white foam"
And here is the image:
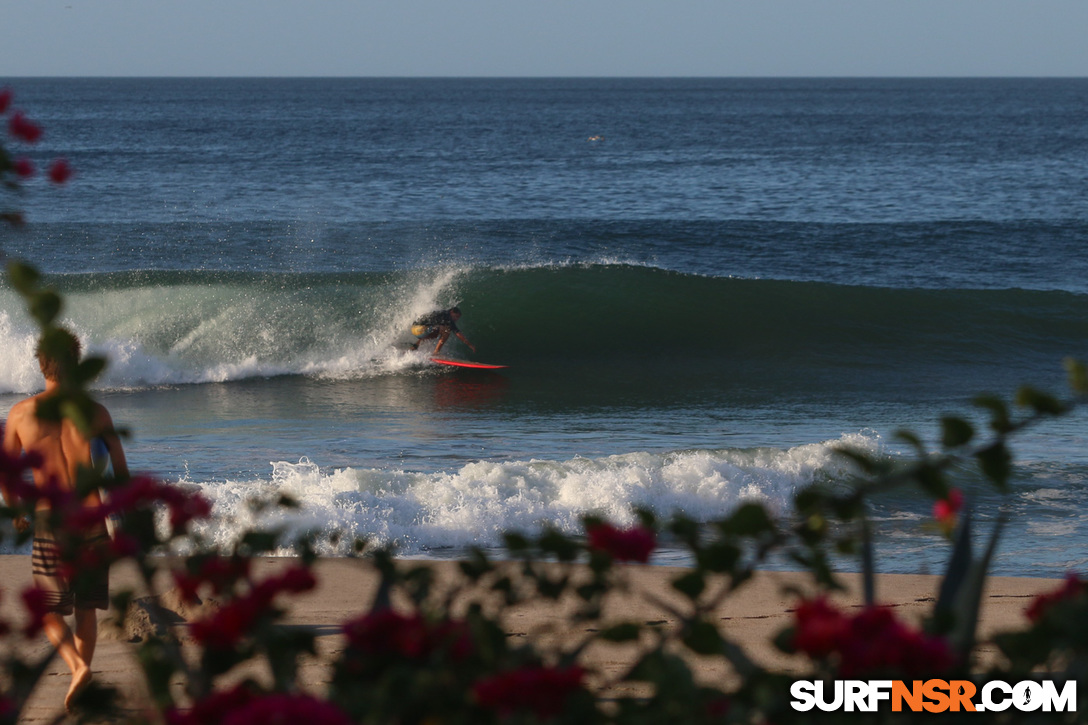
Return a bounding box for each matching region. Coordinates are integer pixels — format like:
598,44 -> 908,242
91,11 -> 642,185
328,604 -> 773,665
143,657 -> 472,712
0,307 -> 43,393
0,267 -> 469,393
177,436 -> 876,556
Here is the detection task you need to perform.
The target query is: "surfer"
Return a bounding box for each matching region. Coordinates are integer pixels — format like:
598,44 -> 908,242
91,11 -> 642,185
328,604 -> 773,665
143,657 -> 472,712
409,306 -> 476,355
1,333 -> 129,712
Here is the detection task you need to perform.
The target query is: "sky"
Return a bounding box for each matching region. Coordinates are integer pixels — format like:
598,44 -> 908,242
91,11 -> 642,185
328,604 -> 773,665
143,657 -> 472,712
3,0 -> 1088,77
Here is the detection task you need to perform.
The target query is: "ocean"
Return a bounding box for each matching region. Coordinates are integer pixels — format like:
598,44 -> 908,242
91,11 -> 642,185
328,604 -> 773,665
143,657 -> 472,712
1,77 -> 1086,576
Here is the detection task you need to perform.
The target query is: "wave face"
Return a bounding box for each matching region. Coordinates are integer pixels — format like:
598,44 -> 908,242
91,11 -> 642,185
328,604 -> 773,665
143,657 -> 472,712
2,264 -> 1085,394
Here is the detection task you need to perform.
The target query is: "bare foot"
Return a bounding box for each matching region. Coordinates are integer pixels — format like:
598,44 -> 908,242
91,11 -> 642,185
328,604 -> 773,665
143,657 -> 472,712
65,663 -> 92,712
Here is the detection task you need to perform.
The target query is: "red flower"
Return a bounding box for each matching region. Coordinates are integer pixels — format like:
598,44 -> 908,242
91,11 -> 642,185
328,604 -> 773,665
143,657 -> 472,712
168,688 -> 352,725
8,112 -> 42,143
108,533 -> 142,559
269,565 -> 317,594
341,609 -> 473,662
188,566 -> 315,650
13,158 -> 34,178
101,475 -> 212,535
1026,572 -> 1085,622
474,665 -> 585,718
165,684 -> 256,725
189,596 -> 264,649
48,159 -> 72,184
586,522 -> 656,563
342,610 -> 431,659
793,596 -> 848,658
221,693 -> 353,725
792,598 -> 954,677
174,555 -> 252,601
705,696 -> 731,718
933,488 -> 963,528
0,88 -> 12,114
63,504 -> 110,534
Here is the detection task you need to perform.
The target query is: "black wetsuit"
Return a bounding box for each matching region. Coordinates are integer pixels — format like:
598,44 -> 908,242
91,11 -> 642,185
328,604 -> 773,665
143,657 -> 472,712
415,310 -> 459,333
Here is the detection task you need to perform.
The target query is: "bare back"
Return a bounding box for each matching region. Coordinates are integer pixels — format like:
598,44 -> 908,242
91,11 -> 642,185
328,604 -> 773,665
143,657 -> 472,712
3,394 -> 116,510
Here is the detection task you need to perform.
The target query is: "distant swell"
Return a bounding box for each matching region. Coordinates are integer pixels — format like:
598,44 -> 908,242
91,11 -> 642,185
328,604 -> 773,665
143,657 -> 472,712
2,264 -> 1085,393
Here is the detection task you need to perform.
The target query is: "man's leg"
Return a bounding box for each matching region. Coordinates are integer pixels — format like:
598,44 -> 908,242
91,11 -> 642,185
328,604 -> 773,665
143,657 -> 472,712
42,613 -> 92,710
73,607 -> 98,667
411,328 -> 440,351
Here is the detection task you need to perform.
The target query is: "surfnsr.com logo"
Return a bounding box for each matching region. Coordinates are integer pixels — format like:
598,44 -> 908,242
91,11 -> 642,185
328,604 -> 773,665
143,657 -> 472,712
790,679 -> 1077,714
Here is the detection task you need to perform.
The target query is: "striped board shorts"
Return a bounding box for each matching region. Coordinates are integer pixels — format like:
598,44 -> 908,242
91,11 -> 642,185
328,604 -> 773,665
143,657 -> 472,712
31,511 -> 110,614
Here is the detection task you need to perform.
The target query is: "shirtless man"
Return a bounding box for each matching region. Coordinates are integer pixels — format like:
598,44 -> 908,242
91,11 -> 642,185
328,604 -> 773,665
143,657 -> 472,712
1,333 -> 128,711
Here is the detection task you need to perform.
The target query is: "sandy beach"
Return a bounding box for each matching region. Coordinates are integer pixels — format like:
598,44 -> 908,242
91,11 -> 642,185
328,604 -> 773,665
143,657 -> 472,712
0,554 -> 1061,722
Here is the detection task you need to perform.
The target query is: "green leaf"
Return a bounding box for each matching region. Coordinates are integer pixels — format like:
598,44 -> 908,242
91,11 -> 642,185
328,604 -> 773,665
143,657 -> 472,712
137,639 -> 181,709
830,493 -> 865,521
974,394 -> 1012,433
33,394 -> 63,422
793,485 -> 824,512
940,416 -> 974,449
239,531 -> 281,554
538,528 -> 579,562
669,515 -> 700,548
683,619 -> 725,655
672,571 -> 705,599
61,398 -> 97,436
697,541 -> 741,573
1064,357 -> 1088,395
502,531 -> 529,552
774,625 -> 798,654
29,290 -> 63,326
75,355 -> 108,385
634,507 -> 656,529
798,512 -> 827,544
724,502 -> 774,537
459,548 -> 493,580
894,429 -> 926,454
1015,386 -> 1066,416
832,447 -> 879,474
6,260 -> 41,295
535,573 -> 569,599
599,622 -> 642,642
627,650 -> 696,691
975,442 -> 1012,491
277,494 -> 301,509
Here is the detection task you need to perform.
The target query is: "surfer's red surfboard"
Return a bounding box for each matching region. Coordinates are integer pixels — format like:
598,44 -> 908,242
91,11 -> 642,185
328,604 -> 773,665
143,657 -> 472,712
432,358 -> 508,370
